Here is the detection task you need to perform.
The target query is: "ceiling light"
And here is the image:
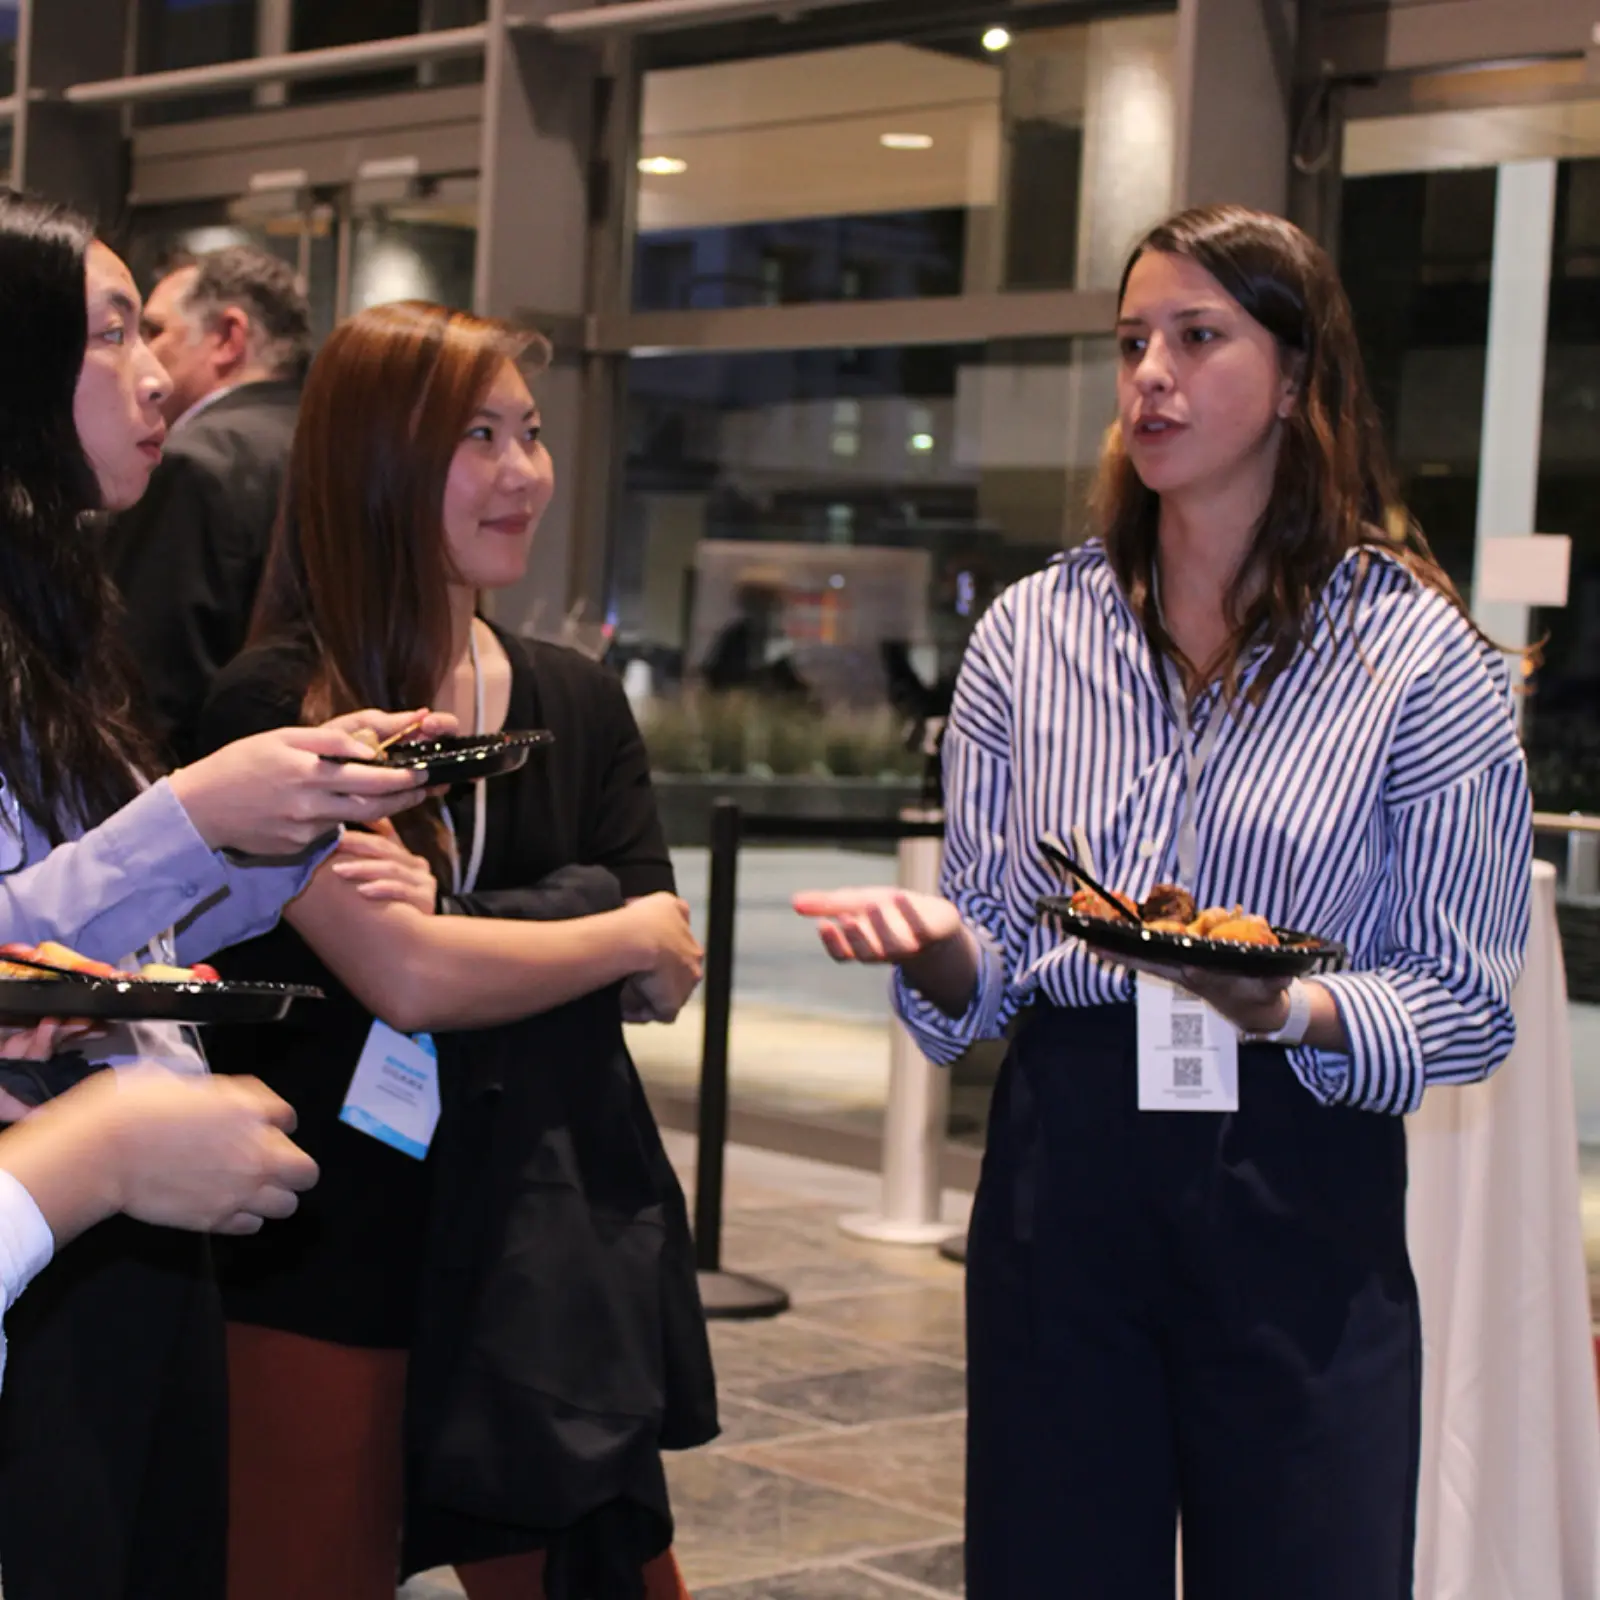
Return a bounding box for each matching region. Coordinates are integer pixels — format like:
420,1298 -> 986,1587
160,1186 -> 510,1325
982,26 -> 1012,51
880,132 -> 933,151
637,156 -> 688,175
909,432 -> 935,453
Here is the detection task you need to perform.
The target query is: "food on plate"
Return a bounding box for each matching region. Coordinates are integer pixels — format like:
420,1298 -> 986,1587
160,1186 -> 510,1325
0,942 -> 222,983
1204,915 -> 1277,947
1140,883 -> 1197,925
351,727 -> 385,756
1068,886 -> 1138,921
1066,884 -> 1283,948
137,962 -> 222,984
1,940 -> 121,978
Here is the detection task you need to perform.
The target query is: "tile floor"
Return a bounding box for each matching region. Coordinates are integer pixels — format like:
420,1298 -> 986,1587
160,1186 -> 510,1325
403,1141 -> 974,1599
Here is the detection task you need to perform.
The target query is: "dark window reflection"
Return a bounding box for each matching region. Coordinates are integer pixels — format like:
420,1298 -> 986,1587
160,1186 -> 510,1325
134,0 -> 486,122
0,0 -> 16,101
1526,157 -> 1600,813
612,340 -> 1097,702
632,211 -> 966,312
135,0 -> 257,125
289,0 -> 485,101
1004,120 -> 1082,289
1341,168 -> 1496,598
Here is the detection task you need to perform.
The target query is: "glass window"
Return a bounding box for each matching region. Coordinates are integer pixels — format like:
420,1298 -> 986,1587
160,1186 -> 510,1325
609,336 -> 1114,718
1525,155 -> 1600,816
287,0 -> 486,103
0,0 -> 18,101
135,0 -> 258,124
631,13 -> 1176,310
122,198 -> 339,346
1340,167 -> 1497,596
134,0 -> 485,123
349,196 -> 477,313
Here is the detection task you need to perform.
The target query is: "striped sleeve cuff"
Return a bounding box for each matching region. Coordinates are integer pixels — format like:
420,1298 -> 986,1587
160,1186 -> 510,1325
892,927 -> 1009,1066
1287,972 -> 1428,1115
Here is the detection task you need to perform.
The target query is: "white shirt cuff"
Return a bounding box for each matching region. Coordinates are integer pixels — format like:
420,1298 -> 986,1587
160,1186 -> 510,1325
0,1167 -> 55,1395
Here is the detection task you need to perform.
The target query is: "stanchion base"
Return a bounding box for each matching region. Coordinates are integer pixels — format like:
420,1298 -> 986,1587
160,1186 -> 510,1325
697,1269 -> 790,1320
838,1212 -> 964,1247
938,1232 -> 968,1266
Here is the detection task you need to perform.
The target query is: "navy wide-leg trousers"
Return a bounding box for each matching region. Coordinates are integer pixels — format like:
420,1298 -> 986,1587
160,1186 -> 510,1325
966,1003 -> 1421,1600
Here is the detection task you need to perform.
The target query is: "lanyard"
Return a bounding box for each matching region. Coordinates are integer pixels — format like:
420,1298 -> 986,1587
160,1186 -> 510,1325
1160,656 -> 1225,890
442,625 -> 488,897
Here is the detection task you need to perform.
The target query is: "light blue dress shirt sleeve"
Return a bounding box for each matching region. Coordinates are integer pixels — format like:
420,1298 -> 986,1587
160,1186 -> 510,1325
0,777 -> 331,968
0,1168 -> 55,1394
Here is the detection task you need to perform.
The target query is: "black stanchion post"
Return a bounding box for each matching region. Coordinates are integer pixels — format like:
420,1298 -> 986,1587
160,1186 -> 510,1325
694,798 -> 790,1320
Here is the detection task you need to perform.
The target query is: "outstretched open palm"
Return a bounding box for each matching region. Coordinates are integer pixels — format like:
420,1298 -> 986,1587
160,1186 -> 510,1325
791,886 -> 963,965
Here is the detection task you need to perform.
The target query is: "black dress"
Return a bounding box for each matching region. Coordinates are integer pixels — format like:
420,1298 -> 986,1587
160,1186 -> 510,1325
195,628 -> 717,1585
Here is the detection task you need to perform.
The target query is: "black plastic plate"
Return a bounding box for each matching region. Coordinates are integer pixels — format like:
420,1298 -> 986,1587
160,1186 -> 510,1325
0,977 -> 324,1025
330,729 -> 555,786
1038,896 -> 1347,978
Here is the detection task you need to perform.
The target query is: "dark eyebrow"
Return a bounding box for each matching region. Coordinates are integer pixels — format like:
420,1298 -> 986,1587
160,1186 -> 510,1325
473,405 -> 540,422
103,289 -> 140,321
1117,305 -> 1227,329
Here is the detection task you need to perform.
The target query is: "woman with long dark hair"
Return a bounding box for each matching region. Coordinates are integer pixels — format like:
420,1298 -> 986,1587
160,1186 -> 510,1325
0,189 -> 450,1600
794,205 -> 1531,1597
196,300 -> 712,1600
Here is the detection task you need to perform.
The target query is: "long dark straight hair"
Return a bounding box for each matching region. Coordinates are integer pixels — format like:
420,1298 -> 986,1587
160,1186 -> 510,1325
249,299 -> 545,875
0,189 -> 156,839
1095,204 -> 1480,705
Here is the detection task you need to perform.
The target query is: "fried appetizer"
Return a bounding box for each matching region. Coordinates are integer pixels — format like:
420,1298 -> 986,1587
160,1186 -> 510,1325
1141,883 -> 1197,925
1187,905 -> 1240,937
1069,886 -> 1139,921
1204,914 -> 1279,947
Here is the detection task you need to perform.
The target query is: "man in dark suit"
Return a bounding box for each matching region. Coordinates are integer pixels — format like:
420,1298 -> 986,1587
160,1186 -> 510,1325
107,246 -> 311,764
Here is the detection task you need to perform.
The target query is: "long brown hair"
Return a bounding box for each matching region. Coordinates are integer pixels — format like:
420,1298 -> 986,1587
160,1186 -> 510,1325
1095,204 -> 1477,705
250,300 -> 546,873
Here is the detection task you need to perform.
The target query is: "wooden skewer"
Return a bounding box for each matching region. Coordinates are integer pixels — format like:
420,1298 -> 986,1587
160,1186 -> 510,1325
373,715 -> 427,755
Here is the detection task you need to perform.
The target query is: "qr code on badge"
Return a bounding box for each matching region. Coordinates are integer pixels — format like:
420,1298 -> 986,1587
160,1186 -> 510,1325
1173,1056 -> 1204,1089
1170,1012 -> 1204,1049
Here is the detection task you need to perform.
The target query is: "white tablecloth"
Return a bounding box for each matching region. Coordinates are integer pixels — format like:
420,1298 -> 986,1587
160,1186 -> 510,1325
1408,860 -> 1600,1599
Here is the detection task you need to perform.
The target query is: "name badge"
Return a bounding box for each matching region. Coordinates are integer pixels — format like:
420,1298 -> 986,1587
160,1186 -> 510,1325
340,1021 -> 440,1159
1136,974 -> 1239,1112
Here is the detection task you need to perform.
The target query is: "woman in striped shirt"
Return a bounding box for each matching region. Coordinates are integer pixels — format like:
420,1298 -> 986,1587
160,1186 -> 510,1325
796,206 -> 1530,1598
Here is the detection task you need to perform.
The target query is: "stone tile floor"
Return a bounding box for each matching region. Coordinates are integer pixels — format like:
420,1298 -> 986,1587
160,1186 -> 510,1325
403,1139 -> 973,1599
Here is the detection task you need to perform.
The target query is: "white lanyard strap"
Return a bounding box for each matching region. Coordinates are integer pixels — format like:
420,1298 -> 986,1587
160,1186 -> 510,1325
443,624 -> 488,897
1162,655 -> 1225,890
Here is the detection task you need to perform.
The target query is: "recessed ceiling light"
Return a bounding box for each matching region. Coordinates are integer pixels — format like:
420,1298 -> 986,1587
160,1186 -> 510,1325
982,26 -> 1012,51
880,132 -> 934,151
637,156 -> 688,175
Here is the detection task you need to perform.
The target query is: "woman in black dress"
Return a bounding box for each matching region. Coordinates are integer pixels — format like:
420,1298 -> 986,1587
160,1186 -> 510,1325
198,300 -> 713,1600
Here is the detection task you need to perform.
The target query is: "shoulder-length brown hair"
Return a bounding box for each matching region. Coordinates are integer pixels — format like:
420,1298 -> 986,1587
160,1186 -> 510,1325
250,299 -> 549,874
1095,204 -> 1477,704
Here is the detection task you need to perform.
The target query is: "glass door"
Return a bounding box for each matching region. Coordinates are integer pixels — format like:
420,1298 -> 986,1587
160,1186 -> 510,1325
123,190 -> 344,343
124,174 -> 479,344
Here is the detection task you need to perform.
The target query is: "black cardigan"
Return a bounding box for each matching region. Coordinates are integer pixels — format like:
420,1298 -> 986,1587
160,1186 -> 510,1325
404,865 -> 717,1593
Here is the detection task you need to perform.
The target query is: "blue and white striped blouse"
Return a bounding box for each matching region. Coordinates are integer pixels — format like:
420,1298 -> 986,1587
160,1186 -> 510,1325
895,539 -> 1532,1116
